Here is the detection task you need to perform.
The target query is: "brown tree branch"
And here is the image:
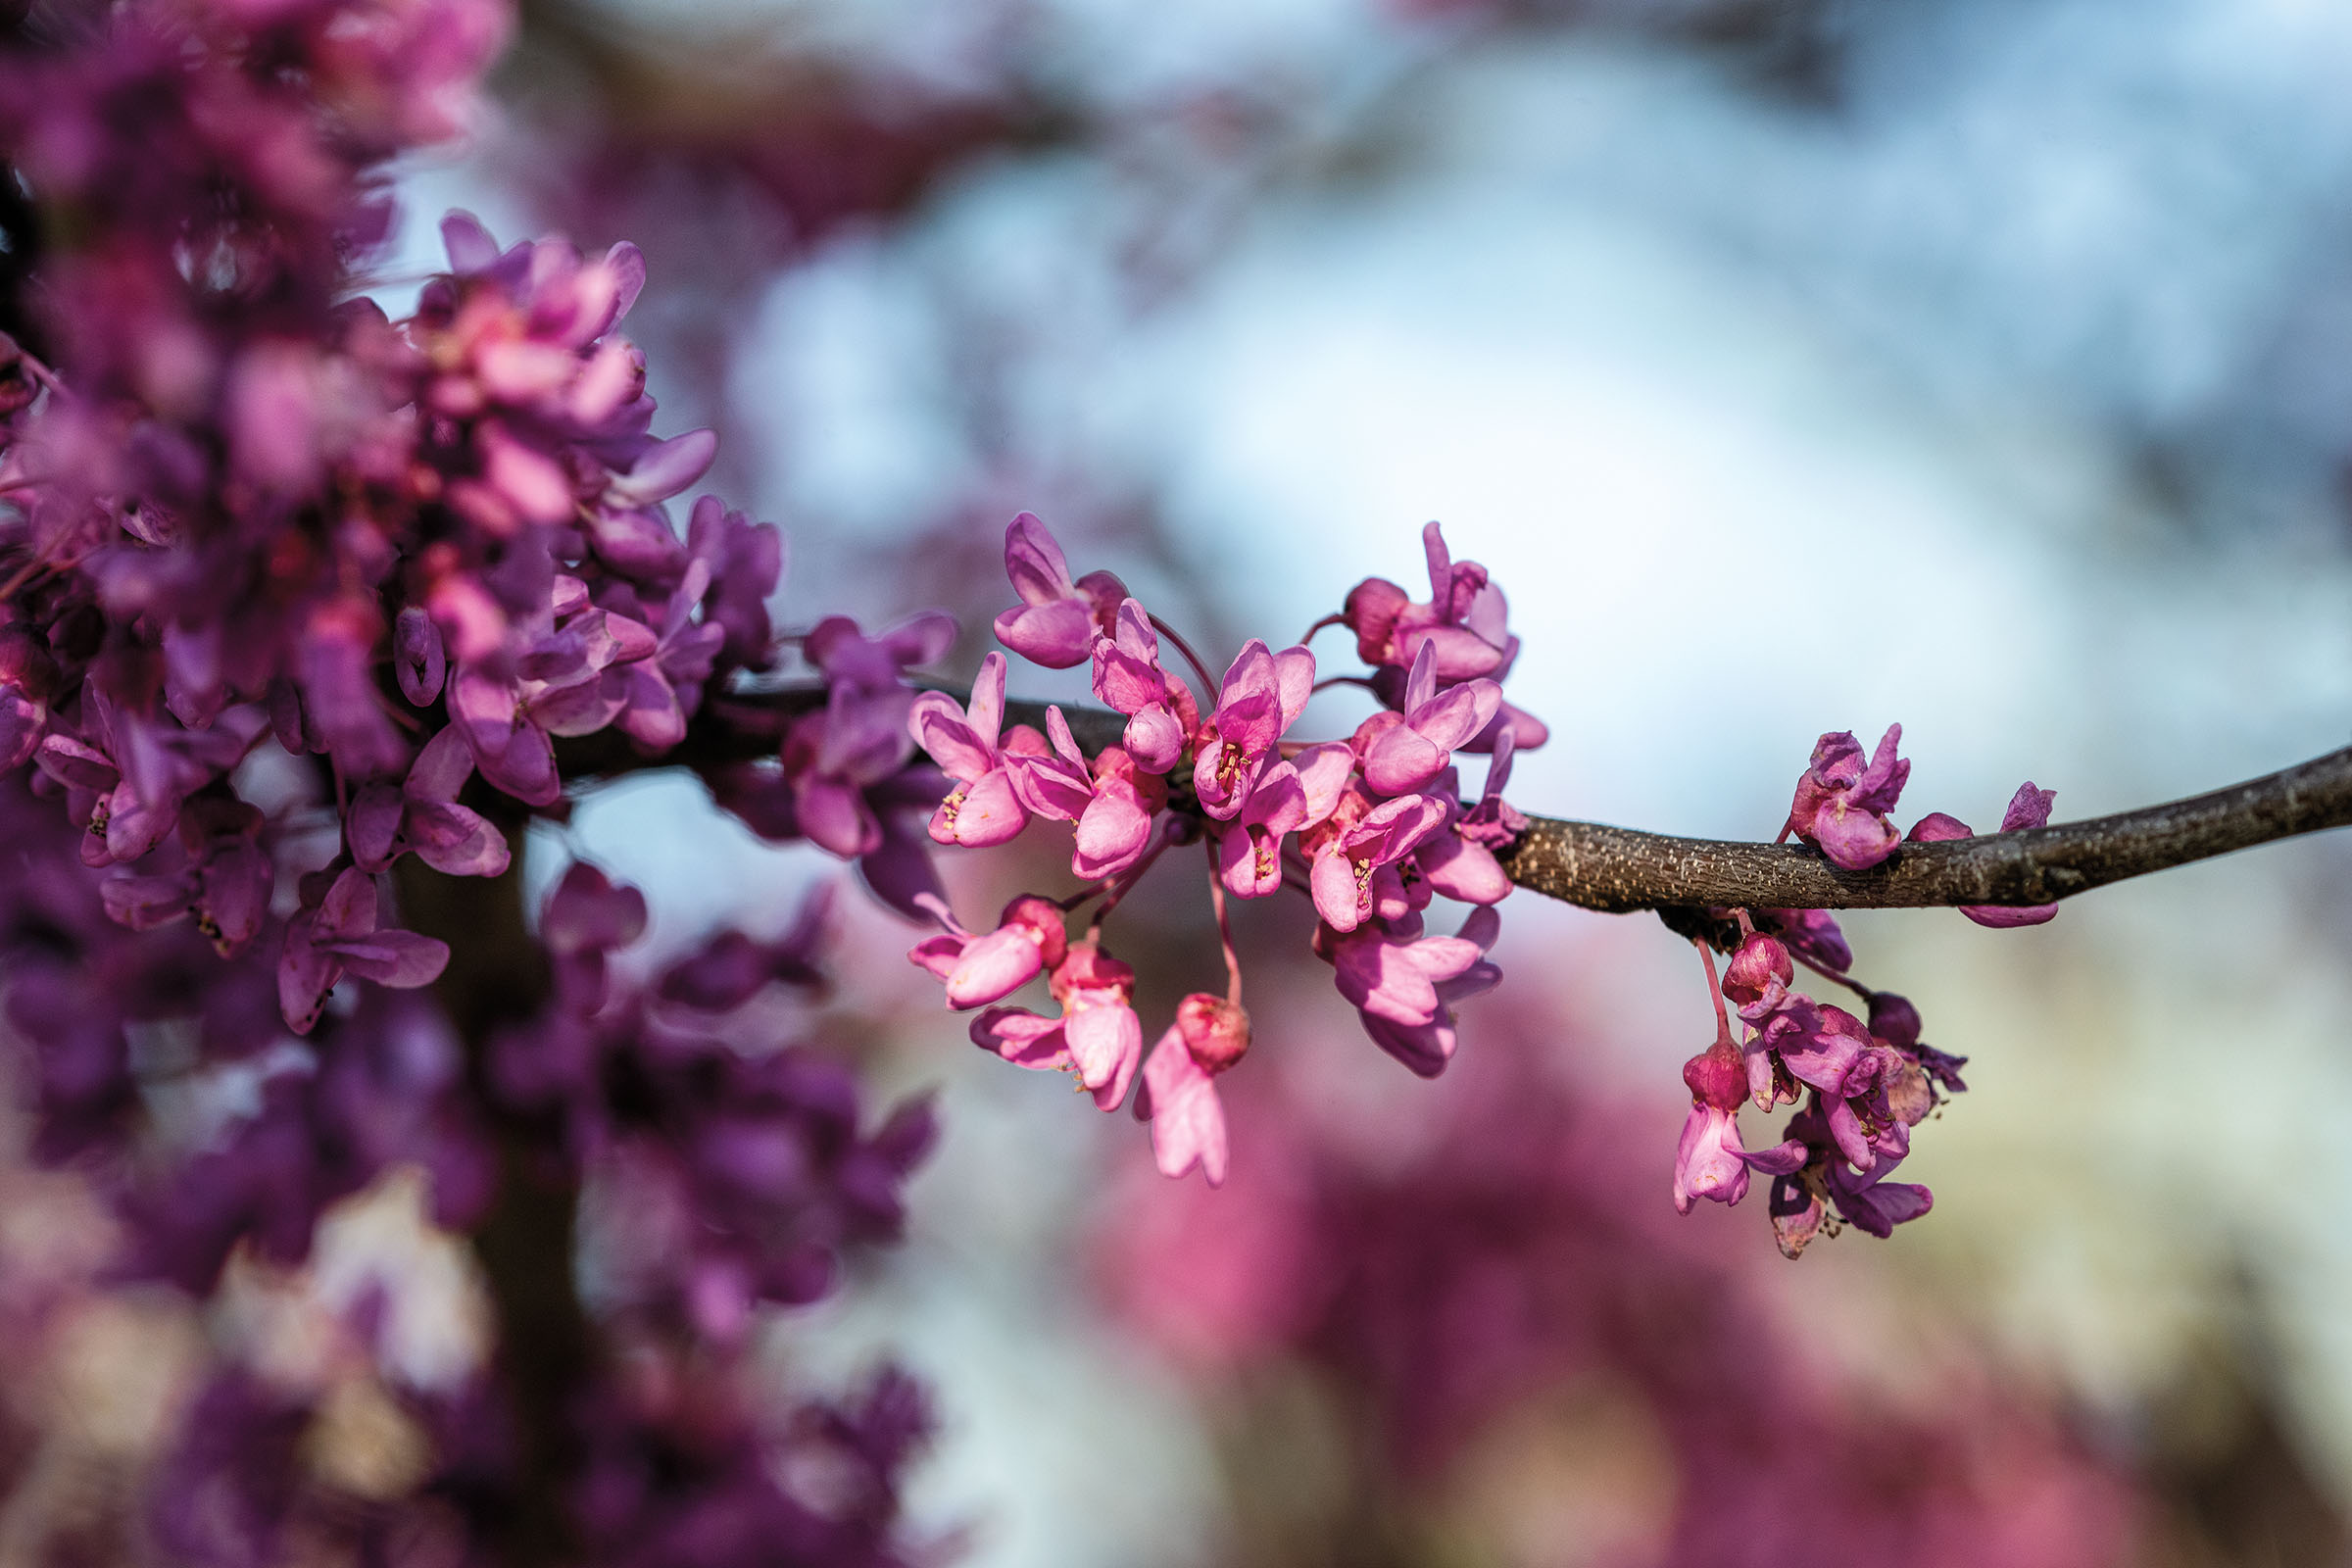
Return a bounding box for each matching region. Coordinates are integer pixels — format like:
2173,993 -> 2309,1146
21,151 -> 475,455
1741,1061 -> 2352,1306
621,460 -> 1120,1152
563,685 -> 2352,917
1498,745 -> 2352,914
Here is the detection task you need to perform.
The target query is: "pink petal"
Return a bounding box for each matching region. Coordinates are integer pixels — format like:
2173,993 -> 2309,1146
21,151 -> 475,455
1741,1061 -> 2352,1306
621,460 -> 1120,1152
949,767 -> 1028,849
332,930 -> 453,988
1065,1003 -> 1142,1108
1140,1029 -> 1228,1186
909,697 -> 993,781
943,926 -> 1046,1008
409,802 -> 512,878
1072,787 -> 1152,880
969,1007 -> 1069,1069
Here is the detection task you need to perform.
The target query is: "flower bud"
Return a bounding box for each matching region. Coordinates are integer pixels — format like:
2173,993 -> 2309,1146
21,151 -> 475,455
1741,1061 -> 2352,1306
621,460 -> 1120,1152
1175,993 -> 1250,1074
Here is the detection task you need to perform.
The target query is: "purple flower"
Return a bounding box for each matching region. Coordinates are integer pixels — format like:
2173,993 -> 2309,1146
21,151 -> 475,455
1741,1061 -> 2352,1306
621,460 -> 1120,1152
347,723 -> 511,878
908,651 -> 1029,848
1909,781 -> 2060,927
908,894 -> 1068,1009
277,866 -> 451,1033
780,611 -> 956,858
1193,638 -> 1314,821
1786,725 -> 1910,870
393,605 -> 446,706
992,512 -> 1127,668
684,495 -> 785,671
1089,599 -> 1198,772
658,885 -> 832,1012
1674,1036 -> 1752,1215
97,797 -> 271,956
1741,1104 -> 1935,1256
1756,906 -> 1851,971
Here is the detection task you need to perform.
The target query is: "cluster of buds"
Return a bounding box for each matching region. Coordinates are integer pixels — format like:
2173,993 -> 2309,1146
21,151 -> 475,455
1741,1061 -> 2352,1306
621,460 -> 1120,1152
1674,727 -> 2056,1253
906,516 -> 1539,1185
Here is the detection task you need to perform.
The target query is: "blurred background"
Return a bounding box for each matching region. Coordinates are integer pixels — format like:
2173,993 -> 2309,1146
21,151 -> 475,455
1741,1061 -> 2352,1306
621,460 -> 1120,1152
24,0 -> 2352,1562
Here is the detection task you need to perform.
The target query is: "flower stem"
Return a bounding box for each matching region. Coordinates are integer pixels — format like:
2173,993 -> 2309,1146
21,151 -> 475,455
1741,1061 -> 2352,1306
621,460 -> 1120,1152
1695,938 -> 1733,1047
1206,837 -> 1243,1006
1148,612 -> 1219,704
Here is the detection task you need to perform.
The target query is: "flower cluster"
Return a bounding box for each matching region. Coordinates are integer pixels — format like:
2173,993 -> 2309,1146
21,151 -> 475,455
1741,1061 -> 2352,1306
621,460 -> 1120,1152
1671,731 -> 2056,1253
0,2 -> 951,1558
905,515 -> 1538,1185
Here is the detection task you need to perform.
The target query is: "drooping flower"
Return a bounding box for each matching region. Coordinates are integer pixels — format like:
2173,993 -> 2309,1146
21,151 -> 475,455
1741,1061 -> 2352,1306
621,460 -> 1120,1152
1135,994 -> 1250,1186
1674,1033 -> 1751,1214
1316,908 -> 1500,1078
1908,782 -> 2060,927
1786,725 -> 1910,871
968,939 -> 1143,1109
992,512 -> 1127,668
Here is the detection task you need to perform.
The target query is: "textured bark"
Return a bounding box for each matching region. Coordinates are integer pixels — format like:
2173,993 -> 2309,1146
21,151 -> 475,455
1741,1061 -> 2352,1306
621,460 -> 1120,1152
1497,746 -> 2352,913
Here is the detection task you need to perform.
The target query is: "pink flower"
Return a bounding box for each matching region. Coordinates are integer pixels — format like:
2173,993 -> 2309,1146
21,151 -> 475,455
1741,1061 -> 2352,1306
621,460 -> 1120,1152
1340,521 -> 1515,681
1006,708 -> 1165,880
1316,908 -> 1501,1078
1135,995 -> 1250,1186
1214,760 -> 1311,900
1786,725 -> 1911,870
1674,1033 -> 1753,1214
908,651 -> 1029,848
1356,643 -> 1501,799
278,867 -> 452,1034
1908,782 -> 2059,927
1089,599 -> 1198,772
1193,639 -> 1314,821
908,894 -> 1067,1009
1305,788 -> 1448,934
992,513 -> 1127,668
968,940 -> 1144,1109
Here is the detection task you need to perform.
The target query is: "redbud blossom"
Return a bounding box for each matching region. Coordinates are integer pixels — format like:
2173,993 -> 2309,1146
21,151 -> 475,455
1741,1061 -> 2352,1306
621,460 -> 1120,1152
1090,599 -> 1198,772
1136,995 -> 1250,1185
908,894 -> 1068,1009
993,512 -> 1127,667
1193,639 -> 1315,821
908,651 -> 1029,848
1786,725 -> 1911,870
